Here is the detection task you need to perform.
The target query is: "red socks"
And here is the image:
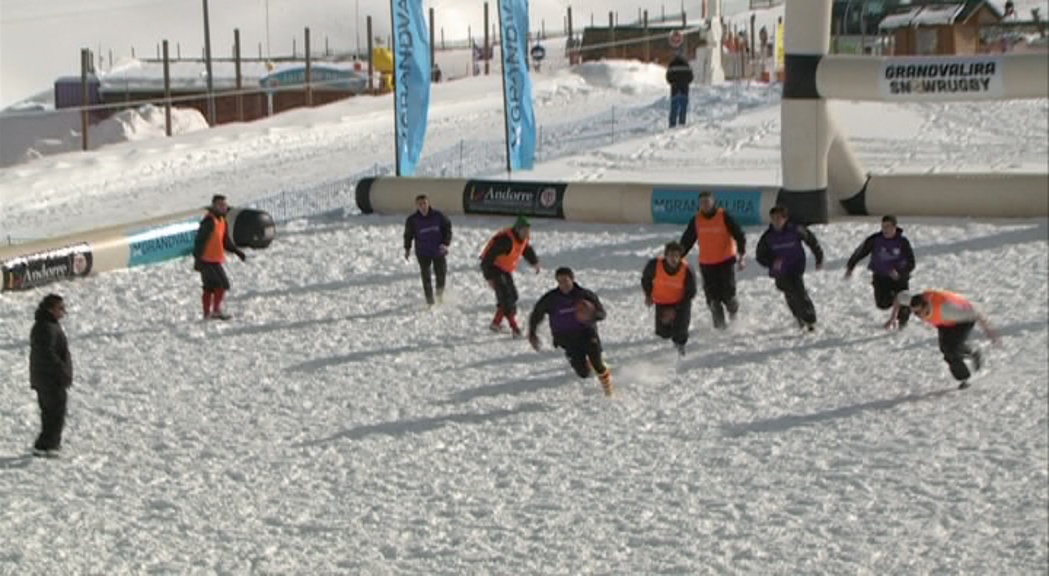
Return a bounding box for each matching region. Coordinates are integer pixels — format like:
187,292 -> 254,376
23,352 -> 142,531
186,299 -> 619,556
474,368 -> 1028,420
492,309 -> 505,326
202,291 -> 213,317
507,314 -> 520,332
212,289 -> 226,315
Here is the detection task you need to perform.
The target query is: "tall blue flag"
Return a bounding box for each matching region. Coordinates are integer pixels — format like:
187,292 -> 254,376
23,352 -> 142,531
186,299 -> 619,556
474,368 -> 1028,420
497,0 -> 536,171
391,0 -> 431,176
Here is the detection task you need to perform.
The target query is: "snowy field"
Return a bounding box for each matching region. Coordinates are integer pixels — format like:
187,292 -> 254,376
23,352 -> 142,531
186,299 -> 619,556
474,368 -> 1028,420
0,57 -> 1047,573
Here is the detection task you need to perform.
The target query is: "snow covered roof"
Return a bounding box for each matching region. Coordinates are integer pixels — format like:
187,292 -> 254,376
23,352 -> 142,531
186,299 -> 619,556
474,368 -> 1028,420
879,7 -> 923,29
879,3 -> 983,29
96,59 -> 365,93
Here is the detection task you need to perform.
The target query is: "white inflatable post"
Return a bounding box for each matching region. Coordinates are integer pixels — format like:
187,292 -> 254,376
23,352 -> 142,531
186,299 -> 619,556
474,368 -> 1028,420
779,0 -> 833,224
705,0 -> 725,84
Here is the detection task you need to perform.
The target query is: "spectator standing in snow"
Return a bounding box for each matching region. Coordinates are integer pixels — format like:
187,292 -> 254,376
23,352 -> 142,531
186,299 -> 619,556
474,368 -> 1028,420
29,294 -> 72,457
665,53 -> 694,128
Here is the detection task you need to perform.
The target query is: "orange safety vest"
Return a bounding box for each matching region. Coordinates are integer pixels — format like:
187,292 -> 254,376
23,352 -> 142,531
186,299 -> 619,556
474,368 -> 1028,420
695,209 -> 737,265
200,213 -> 228,264
919,290 -> 972,328
651,257 -> 689,305
481,228 -> 528,273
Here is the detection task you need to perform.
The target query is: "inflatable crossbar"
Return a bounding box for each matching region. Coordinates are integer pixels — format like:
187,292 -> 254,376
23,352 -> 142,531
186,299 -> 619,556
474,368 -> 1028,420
355,177 -> 781,227
0,207 -> 275,292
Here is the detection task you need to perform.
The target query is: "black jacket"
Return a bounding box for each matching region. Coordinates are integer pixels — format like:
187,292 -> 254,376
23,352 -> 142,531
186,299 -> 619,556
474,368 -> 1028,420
678,208 -> 748,261
755,223 -> 825,271
193,208 -> 243,267
30,307 -> 72,390
480,229 -> 538,278
527,284 -> 606,337
665,55 -> 694,96
641,258 -> 698,305
845,229 -> 916,278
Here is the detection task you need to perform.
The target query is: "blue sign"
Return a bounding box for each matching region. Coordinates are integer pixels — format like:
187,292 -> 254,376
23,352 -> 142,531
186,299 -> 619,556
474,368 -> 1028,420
260,65 -> 367,93
530,44 -> 546,62
127,220 -> 200,268
652,188 -> 764,226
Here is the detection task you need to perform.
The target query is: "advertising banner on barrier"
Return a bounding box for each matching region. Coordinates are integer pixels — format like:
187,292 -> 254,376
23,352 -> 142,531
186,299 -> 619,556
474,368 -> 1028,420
463,180 -> 566,218
880,56 -> 1003,100
1,242 -> 94,291
652,188 -> 764,226
127,219 -> 200,267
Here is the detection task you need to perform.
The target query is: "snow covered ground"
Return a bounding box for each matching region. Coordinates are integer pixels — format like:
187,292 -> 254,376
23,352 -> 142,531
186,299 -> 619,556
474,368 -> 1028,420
0,59 -> 1046,574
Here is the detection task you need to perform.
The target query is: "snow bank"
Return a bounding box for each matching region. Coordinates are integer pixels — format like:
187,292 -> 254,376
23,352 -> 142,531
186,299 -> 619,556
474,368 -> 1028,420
570,60 -> 670,94
10,105 -> 208,167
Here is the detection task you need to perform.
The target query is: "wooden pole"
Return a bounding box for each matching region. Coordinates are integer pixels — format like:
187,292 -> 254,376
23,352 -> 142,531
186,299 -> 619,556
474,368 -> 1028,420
163,41 -> 172,136
567,7 -> 573,64
643,10 -> 650,62
80,48 -> 90,152
202,0 -> 216,125
305,27 -> 313,106
234,29 -> 243,122
608,12 -> 615,59
367,16 -> 374,92
484,2 -> 490,75
429,7 -> 436,81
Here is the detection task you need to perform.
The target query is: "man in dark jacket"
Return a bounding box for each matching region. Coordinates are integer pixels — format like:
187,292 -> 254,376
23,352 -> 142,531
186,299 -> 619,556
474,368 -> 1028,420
641,242 -> 698,355
193,195 -> 246,320
404,194 -> 453,306
480,215 -> 541,337
30,293 -> 72,457
679,191 -> 748,329
845,215 -> 916,328
755,205 -> 825,331
528,267 -> 613,397
665,53 -> 694,128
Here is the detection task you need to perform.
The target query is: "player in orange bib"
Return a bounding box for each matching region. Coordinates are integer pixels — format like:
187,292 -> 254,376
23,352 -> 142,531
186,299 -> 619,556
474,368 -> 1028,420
641,242 -> 698,356
890,289 -> 1000,389
479,215 -> 541,338
192,195 -> 246,320
678,191 -> 748,330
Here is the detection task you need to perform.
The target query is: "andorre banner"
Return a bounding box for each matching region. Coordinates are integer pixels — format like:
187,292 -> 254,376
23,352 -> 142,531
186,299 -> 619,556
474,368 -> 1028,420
391,0 -> 431,176
498,0 -> 537,171
879,56 -> 1003,101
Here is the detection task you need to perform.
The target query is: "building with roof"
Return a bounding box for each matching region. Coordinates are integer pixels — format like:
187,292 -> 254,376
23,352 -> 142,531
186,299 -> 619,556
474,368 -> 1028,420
878,1 -> 1004,55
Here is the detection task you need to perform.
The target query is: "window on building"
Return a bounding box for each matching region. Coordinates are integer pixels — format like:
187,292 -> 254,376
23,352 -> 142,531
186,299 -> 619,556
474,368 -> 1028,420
917,27 -> 937,54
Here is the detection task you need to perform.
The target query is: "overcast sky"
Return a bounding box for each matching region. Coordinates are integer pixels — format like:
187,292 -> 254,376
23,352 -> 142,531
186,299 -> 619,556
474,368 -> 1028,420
0,0 -> 763,108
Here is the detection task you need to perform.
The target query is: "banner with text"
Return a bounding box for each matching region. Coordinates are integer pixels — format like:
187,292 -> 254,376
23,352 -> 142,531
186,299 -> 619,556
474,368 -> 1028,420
652,188 -> 764,226
880,56 -> 1003,101
463,180 -> 566,218
392,0 -> 431,176
498,0 -> 537,171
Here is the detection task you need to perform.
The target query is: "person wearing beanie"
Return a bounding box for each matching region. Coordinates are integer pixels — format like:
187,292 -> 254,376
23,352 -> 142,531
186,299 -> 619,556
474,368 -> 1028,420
845,215 -> 916,329
641,241 -> 698,355
527,267 -> 614,397
888,289 -> 999,389
479,216 -> 541,338
29,293 -> 73,457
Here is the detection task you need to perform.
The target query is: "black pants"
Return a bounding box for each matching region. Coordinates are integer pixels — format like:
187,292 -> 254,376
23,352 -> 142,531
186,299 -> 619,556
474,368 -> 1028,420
555,328 -> 607,378
34,385 -> 67,451
417,255 -> 447,304
700,261 -> 739,328
486,270 -> 519,316
938,322 -> 977,381
655,301 -> 691,345
872,274 -> 911,325
774,274 -> 817,326
199,262 -> 231,291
